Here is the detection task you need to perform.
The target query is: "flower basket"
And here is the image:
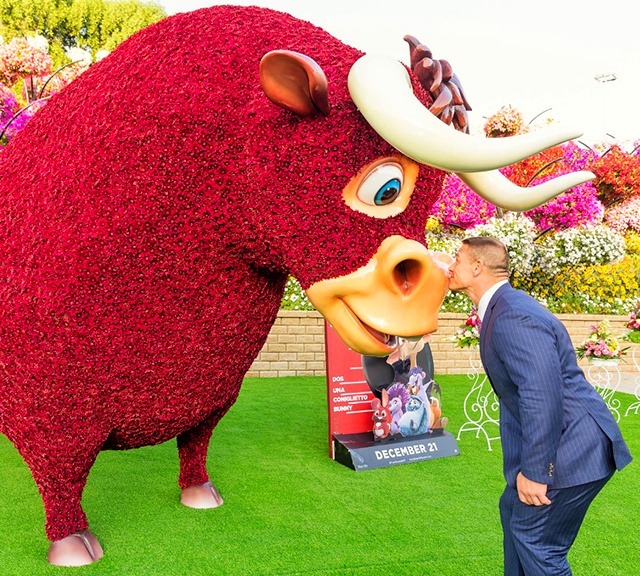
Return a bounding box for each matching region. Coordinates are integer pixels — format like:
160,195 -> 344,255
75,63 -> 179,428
587,357 -> 621,366
575,319 -> 627,362
450,307 -> 481,349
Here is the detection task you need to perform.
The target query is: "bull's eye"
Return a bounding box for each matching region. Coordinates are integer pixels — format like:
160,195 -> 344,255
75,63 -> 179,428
357,162 -> 404,206
342,156 -> 418,219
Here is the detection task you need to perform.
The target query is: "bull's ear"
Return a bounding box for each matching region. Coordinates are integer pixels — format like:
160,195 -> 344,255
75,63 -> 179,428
260,50 -> 330,116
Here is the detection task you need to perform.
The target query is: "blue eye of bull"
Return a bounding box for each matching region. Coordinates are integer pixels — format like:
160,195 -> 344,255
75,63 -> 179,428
374,179 -> 402,205
357,162 -> 404,207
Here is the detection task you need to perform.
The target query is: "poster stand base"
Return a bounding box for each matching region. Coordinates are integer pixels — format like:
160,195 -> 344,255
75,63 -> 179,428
333,430 -> 460,471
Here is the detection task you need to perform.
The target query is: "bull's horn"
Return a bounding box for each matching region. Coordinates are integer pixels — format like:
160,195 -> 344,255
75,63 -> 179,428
456,169 -> 595,212
348,54 -> 583,173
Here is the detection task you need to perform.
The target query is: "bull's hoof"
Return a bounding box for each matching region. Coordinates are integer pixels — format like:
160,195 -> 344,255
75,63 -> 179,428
47,529 -> 103,566
180,481 -> 224,509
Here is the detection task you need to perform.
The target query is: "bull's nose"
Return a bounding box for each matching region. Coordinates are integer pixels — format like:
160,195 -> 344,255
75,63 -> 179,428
392,259 -> 424,296
304,235 -> 450,356
378,237 -> 444,296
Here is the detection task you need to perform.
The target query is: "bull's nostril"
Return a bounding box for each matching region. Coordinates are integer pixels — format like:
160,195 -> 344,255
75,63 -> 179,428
393,259 -> 422,294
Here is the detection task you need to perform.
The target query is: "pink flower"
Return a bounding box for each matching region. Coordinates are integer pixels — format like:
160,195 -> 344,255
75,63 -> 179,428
430,173 -> 495,229
0,37 -> 52,86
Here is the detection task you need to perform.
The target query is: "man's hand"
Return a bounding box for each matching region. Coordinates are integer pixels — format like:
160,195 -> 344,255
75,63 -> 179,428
517,472 -> 551,506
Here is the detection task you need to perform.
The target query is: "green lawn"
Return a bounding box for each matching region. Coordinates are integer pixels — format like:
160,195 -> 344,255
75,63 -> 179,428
1,375 -> 637,575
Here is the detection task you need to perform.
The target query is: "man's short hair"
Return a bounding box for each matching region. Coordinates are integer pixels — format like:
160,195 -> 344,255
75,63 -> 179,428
462,236 -> 510,276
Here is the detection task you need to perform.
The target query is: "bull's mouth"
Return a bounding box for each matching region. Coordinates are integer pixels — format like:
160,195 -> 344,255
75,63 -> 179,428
362,320 -> 398,350
336,298 -> 407,355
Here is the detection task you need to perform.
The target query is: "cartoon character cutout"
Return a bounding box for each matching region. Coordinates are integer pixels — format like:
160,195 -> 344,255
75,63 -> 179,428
371,388 -> 393,440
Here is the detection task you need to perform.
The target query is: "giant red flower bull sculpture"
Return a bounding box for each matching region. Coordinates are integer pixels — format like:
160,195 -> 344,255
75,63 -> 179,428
0,5 -> 592,566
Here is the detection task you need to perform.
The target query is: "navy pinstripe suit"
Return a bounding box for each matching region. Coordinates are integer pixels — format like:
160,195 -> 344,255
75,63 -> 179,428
480,284 -> 632,575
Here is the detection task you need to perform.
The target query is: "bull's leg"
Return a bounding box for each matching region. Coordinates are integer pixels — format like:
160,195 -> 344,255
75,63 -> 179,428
22,430 -> 106,566
30,463 -> 104,566
177,411 -> 224,509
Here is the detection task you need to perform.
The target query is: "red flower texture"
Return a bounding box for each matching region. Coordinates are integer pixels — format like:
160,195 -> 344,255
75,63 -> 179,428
0,5 -> 445,545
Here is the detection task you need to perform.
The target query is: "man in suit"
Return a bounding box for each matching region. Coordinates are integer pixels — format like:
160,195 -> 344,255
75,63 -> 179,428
448,236 -> 632,576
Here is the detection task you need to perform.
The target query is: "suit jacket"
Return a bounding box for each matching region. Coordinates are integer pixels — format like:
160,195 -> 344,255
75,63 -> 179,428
480,283 -> 632,489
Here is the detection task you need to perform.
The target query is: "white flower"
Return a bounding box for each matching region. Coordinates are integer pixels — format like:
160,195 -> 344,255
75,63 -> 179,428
26,34 -> 49,53
95,49 -> 111,62
533,225 -> 625,275
65,46 -> 93,67
466,213 -> 537,273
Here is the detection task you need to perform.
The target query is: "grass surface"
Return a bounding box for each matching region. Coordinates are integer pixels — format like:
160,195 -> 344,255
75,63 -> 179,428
1,375 -> 638,575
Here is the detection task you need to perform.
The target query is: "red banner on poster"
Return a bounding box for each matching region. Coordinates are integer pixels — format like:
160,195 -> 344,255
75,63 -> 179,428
324,321 -> 376,457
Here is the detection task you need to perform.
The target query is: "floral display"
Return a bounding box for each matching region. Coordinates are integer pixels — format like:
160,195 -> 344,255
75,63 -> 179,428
65,46 -> 93,67
523,180 -> 604,231
532,224 -> 626,276
575,319 -> 627,361
0,83 -> 17,136
605,195 -> 640,233
0,97 -> 46,143
501,142 -> 605,231
450,306 -> 481,348
623,301 -> 640,343
429,173 -> 495,229
0,5 -> 449,553
591,145 -> 640,206
518,256 -> 640,315
0,35 -> 52,88
464,212 -> 537,274
281,277 -> 313,310
483,105 -> 529,138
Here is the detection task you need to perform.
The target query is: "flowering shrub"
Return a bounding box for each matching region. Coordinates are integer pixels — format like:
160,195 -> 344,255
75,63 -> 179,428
624,230 -> 640,254
622,301 -> 640,343
501,144 -> 566,186
465,213 -> 537,274
591,145 -> 640,206
429,173 -> 495,229
499,142 -> 604,231
449,306 -> 480,348
605,195 -> 640,233
0,97 -> 46,144
483,105 -> 529,138
425,219 -> 463,253
0,83 -> 17,135
281,277 -> 314,310
0,36 -> 52,87
575,319 -> 626,360
38,63 -> 88,97
532,225 -> 625,276
523,180 -> 604,231
65,47 -> 93,68
34,46 -> 94,98
515,256 -> 640,314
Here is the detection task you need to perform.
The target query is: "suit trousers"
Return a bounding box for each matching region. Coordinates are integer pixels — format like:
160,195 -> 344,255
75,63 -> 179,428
499,473 -> 613,576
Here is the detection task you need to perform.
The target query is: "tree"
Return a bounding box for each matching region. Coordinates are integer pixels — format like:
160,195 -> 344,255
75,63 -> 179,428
0,0 -> 166,66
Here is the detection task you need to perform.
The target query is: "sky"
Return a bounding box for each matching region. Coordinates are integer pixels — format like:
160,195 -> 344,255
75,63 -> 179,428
156,1 -> 640,148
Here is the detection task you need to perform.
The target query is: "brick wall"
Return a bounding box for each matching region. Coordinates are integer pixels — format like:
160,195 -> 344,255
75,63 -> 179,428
246,310 -> 637,378
245,311 -> 326,378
